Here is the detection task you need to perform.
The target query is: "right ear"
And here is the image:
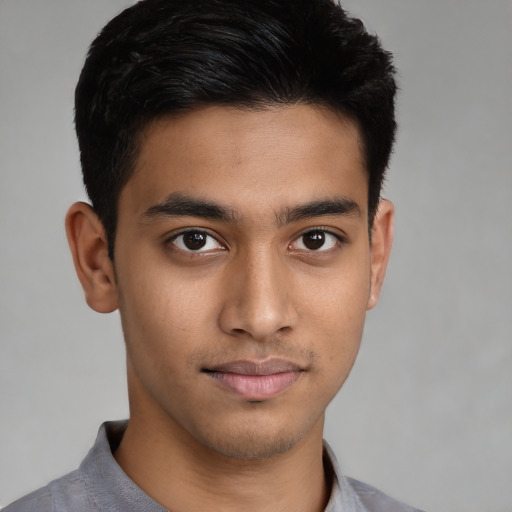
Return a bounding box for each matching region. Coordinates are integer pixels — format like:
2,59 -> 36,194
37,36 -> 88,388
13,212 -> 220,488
65,202 -> 118,313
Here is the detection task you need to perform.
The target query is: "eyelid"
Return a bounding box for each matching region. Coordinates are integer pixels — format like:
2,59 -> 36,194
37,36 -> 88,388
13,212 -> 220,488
166,227 -> 227,253
289,227 -> 347,252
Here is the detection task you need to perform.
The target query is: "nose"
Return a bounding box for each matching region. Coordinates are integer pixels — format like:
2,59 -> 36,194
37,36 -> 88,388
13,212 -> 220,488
218,250 -> 298,341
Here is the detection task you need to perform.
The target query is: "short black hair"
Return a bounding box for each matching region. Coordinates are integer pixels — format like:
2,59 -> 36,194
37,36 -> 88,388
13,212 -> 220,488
75,0 -> 397,258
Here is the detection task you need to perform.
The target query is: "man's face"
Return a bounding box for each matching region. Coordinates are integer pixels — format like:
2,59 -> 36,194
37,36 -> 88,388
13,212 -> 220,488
113,105 -> 379,458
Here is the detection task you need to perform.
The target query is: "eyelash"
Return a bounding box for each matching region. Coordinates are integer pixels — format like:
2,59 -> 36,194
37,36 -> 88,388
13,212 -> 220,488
166,227 -> 346,255
167,229 -> 226,254
289,228 -> 346,253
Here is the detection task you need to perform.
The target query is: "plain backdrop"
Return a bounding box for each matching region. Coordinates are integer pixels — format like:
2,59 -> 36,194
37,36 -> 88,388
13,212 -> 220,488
1,1 -> 511,511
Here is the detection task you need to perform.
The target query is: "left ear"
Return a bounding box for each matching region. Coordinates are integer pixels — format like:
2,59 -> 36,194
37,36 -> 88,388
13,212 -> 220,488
367,199 -> 394,310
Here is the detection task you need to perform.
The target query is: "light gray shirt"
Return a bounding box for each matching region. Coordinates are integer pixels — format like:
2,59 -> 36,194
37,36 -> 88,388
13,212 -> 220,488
3,421 -> 424,512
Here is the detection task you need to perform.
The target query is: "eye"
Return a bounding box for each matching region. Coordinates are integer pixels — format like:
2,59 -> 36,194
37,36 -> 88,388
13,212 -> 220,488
290,230 -> 341,252
171,230 -> 225,253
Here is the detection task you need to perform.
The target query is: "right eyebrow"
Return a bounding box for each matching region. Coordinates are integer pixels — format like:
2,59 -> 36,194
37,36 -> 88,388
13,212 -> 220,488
141,192 -> 239,223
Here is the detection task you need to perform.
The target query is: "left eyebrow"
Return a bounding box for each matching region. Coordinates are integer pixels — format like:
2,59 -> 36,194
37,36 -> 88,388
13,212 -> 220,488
277,196 -> 361,226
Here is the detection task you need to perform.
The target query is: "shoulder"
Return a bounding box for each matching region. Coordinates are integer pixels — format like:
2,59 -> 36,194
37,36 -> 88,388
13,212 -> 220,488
347,477 -> 426,512
2,486 -> 52,512
2,470 -> 92,512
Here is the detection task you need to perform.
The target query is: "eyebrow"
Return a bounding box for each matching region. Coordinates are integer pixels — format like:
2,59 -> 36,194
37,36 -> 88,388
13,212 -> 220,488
141,192 -> 360,225
277,196 -> 361,226
142,193 -> 239,222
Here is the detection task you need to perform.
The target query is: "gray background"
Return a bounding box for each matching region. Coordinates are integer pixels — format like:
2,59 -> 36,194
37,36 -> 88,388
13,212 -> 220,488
1,0 -> 511,510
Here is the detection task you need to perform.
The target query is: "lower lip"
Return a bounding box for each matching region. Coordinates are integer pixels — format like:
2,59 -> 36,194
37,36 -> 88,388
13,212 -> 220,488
208,371 -> 302,400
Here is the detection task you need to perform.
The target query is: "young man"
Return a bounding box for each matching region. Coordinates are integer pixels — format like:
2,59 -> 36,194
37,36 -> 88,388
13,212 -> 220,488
4,0 -> 423,511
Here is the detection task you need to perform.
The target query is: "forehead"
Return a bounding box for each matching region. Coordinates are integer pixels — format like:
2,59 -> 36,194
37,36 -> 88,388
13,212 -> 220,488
121,104 -> 368,218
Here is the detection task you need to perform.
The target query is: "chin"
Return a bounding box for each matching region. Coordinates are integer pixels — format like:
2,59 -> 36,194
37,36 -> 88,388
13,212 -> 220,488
197,426 -> 303,460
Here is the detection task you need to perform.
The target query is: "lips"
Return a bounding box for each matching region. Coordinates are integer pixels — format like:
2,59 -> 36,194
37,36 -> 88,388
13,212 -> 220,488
203,359 -> 303,401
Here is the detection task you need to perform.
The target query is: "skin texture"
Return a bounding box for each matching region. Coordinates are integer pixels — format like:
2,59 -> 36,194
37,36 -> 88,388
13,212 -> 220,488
66,105 -> 394,512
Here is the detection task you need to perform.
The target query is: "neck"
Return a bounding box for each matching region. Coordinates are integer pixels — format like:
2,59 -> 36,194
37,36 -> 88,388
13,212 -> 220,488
115,408 -> 329,512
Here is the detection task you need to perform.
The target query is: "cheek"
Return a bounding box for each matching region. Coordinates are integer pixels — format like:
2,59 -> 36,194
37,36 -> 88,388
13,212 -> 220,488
120,250 -> 214,321
117,278 -> 206,408
116,261 -> 216,367
298,257 -> 370,376
297,257 -> 370,328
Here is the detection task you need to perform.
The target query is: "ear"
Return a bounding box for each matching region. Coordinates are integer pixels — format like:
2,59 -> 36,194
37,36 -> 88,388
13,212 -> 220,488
65,202 -> 118,313
367,199 -> 394,310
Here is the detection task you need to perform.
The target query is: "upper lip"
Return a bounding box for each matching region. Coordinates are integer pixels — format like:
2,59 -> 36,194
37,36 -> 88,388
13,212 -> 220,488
205,358 -> 302,375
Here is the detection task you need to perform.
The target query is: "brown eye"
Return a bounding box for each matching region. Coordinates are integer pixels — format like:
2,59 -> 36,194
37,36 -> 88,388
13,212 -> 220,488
291,230 -> 340,252
302,231 -> 326,250
172,230 -> 224,252
183,231 -> 207,250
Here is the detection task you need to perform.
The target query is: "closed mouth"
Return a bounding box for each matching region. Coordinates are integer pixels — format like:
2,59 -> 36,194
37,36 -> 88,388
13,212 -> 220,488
202,358 -> 304,400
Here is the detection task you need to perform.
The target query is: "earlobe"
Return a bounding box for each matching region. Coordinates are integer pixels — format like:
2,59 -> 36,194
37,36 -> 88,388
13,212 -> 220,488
65,202 -> 119,313
367,199 -> 394,310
